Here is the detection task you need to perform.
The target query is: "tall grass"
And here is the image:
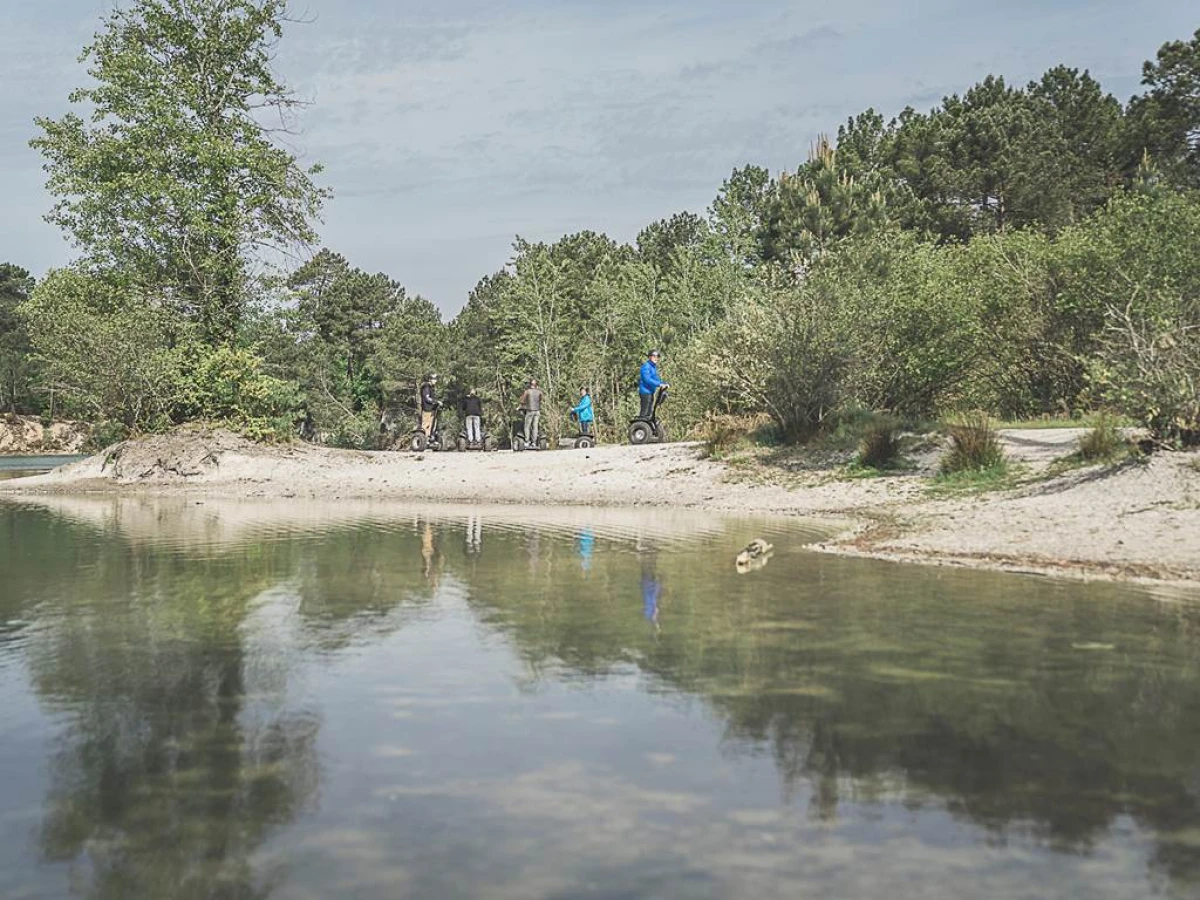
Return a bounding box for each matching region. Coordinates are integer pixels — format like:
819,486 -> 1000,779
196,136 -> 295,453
1077,413 -> 1128,462
855,416 -> 904,470
941,413 -> 1006,475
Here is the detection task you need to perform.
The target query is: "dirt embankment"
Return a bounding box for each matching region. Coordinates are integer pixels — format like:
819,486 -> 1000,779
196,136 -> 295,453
3,425 -> 1198,586
0,415 -> 90,454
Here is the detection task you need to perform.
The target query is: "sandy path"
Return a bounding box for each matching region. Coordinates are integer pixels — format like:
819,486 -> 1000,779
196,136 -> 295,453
4,427 -> 1198,586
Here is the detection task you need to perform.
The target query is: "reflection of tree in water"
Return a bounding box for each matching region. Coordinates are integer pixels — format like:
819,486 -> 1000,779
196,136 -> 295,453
26,548 -> 320,899
461,528 -> 1200,893
14,514 -> 440,899
290,521 -> 440,652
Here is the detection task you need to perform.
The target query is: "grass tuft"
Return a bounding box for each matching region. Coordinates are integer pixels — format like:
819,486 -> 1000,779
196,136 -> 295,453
855,416 -> 905,470
1077,414 -> 1128,462
940,413 -> 1006,475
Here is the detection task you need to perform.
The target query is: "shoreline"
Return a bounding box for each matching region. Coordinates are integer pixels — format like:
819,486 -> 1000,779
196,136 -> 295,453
3,427 -> 1198,589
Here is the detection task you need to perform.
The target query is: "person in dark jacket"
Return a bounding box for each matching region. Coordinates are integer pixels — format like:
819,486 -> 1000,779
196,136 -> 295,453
461,389 -> 485,444
638,350 -> 667,419
419,374 -> 441,436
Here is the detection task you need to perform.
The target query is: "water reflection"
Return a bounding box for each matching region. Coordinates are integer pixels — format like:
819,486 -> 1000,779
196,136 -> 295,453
2,497 -> 1200,899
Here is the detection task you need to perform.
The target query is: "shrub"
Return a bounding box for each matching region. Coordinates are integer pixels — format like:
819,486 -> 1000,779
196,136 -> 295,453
1077,414 -> 1128,461
856,416 -> 904,470
175,344 -> 303,440
1087,300 -> 1200,448
941,413 -> 1006,474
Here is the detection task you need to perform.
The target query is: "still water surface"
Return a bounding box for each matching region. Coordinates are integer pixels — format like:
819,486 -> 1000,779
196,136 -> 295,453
0,454 -> 86,480
2,497 -> 1200,899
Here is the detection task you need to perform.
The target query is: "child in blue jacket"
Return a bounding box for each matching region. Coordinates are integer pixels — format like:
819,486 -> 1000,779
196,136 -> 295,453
570,388 -> 595,435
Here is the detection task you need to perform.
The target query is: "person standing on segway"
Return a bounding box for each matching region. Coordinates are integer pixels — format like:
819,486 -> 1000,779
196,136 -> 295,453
461,388 -> 484,445
570,387 -> 594,435
639,350 -> 668,419
518,378 -> 543,448
420,373 -> 441,437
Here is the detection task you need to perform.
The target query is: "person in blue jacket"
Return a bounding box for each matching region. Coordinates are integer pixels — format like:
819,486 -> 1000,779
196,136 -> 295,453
570,387 -> 595,435
638,349 -> 668,419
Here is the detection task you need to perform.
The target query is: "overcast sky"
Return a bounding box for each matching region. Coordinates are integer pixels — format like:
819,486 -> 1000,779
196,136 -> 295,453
2,1 -> 1196,315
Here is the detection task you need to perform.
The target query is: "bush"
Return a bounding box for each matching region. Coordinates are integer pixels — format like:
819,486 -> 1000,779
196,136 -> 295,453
21,268 -> 181,433
856,416 -> 904,469
1077,413 -> 1128,461
1087,301 -> 1200,447
941,414 -> 1006,474
175,345 -> 303,440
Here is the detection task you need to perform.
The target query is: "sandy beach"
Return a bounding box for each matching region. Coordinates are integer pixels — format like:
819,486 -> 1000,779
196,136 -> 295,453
4,427 -> 1198,586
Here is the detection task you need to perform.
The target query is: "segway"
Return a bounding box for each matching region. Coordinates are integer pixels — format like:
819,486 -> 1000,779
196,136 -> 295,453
456,422 -> 498,452
511,410 -> 549,452
628,386 -> 668,445
569,410 -> 597,449
409,406 -> 449,452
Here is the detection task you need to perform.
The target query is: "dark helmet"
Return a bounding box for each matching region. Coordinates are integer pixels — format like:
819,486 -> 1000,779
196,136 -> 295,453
648,349 -> 660,359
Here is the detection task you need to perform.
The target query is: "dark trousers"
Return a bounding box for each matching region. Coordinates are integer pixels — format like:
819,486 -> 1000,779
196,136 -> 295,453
579,419 -> 592,435
639,392 -> 654,419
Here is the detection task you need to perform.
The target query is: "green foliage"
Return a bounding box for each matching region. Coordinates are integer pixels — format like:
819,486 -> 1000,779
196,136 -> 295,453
1077,414 -> 1130,461
176,345 -> 301,438
941,414 -> 1007,475
0,263 -> 39,414
1127,27 -> 1200,188
22,268 -> 182,432
30,0 -> 326,345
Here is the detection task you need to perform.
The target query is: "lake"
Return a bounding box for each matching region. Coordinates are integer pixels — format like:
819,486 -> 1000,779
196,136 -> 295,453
2,496 -> 1199,899
0,454 -> 87,480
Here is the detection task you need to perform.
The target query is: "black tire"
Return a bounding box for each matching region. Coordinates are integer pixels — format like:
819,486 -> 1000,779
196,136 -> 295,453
457,436 -> 467,452
512,435 -> 526,452
484,436 -> 497,452
536,436 -> 550,451
628,420 -> 653,445
575,435 -> 596,449
652,422 -> 667,443
409,432 -> 427,453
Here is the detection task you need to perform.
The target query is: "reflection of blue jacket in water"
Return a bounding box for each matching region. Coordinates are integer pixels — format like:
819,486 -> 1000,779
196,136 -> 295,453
578,530 -> 594,572
641,576 -> 661,621
571,394 -> 594,423
639,360 -> 663,395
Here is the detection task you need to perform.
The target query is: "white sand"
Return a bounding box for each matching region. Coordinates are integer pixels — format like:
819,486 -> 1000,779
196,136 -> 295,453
4,426 -> 1198,586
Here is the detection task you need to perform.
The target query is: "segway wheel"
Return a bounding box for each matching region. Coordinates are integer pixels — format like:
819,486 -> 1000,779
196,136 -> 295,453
409,432 -> 427,453
628,420 -> 653,445
484,436 -> 497,452
536,436 -> 550,452
512,435 -> 526,452
575,434 -> 596,449
652,422 -> 667,444
457,436 -> 467,452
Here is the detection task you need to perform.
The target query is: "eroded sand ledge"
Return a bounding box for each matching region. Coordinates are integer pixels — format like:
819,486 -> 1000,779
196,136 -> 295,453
4,427 -> 1198,587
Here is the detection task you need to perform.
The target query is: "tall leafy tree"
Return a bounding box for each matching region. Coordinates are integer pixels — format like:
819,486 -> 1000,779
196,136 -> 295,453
1128,28 -> 1200,188
0,264 -> 37,414
31,0 -> 327,344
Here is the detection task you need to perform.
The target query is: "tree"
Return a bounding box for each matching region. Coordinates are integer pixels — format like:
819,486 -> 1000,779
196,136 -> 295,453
708,165 -> 772,266
0,264 -> 37,415
760,137 -> 888,268
1128,28 -> 1200,188
21,269 -> 182,431
31,0 -> 327,345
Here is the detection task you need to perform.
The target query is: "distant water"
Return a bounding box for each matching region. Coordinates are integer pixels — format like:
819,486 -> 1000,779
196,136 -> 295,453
0,454 -> 86,480
1,497 -> 1199,900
